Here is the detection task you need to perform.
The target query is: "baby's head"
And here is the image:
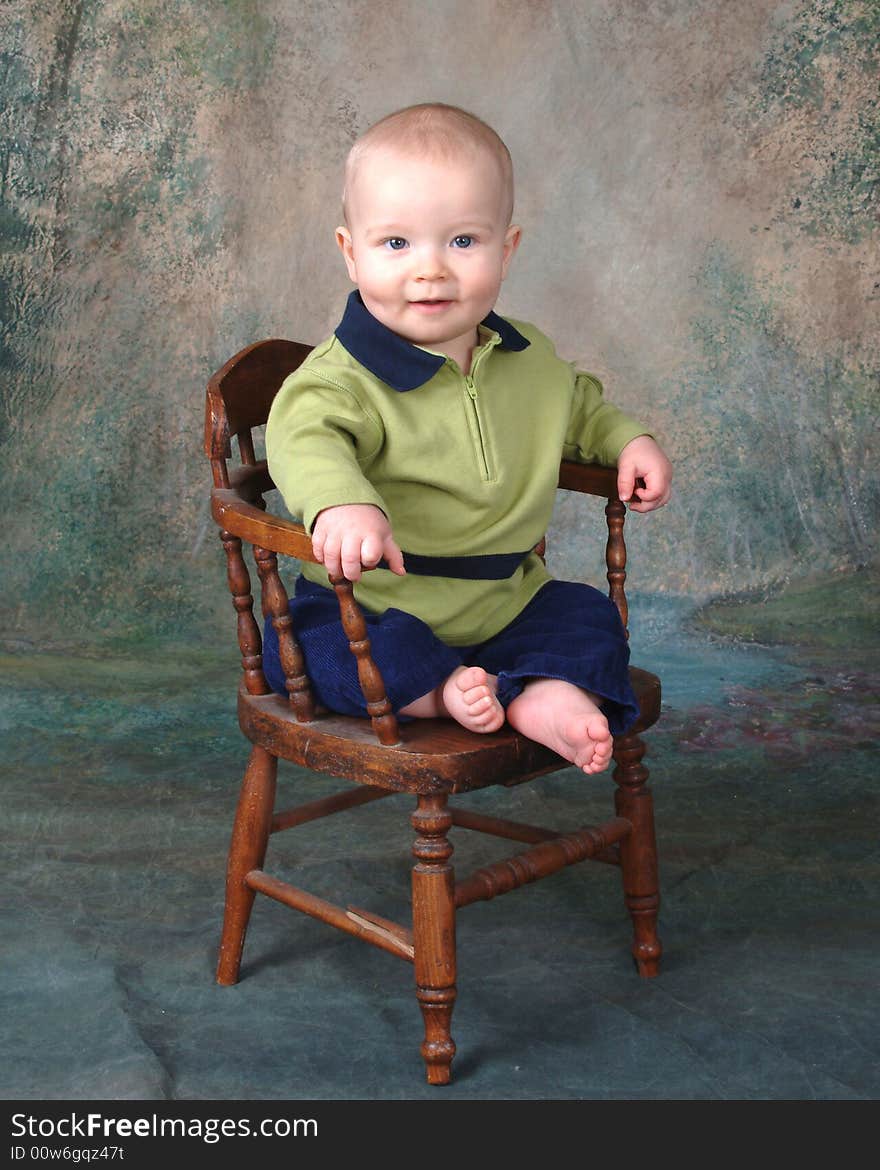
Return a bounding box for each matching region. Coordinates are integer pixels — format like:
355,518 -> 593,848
336,104 -> 521,370
342,103 -> 515,227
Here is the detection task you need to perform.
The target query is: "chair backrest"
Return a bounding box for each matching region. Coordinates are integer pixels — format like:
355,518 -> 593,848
205,339 -> 312,486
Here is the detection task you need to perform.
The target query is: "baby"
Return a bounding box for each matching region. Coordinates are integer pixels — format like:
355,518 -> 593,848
264,103 -> 672,774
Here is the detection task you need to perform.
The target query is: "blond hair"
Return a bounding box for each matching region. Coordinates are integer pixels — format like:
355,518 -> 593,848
342,103 -> 515,224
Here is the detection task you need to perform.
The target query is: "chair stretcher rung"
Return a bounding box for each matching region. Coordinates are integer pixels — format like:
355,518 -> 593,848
454,816 -> 631,909
245,869 -> 414,961
271,784 -> 393,833
346,904 -> 415,958
449,806 -> 558,842
448,807 -> 621,865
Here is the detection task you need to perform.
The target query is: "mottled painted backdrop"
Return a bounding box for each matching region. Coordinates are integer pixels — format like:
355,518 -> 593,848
1,0 -> 877,645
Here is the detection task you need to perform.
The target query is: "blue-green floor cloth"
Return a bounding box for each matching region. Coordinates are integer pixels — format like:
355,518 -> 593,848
2,591 -> 878,1100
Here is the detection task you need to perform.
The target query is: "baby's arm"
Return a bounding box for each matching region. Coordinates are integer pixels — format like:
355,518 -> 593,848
267,372 -> 403,581
616,435 -> 673,513
312,503 -> 406,582
565,372 -> 673,512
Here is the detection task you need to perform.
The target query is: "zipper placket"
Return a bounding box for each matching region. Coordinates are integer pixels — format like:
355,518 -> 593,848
464,375 -> 491,480
462,341 -> 496,481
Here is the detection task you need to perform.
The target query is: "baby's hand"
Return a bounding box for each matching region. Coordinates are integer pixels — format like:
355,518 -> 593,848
616,435 -> 673,513
311,503 -> 406,582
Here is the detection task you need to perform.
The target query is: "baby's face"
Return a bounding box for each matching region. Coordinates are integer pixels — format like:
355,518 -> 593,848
337,147 -> 520,369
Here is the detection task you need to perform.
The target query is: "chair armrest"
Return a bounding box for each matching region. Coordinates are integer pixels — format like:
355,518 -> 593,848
558,460 -> 619,499
211,489 -> 319,563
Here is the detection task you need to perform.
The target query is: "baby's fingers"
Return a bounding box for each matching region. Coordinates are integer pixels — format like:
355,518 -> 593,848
616,466 -> 636,503
382,536 -> 406,576
319,534 -> 344,579
627,480 -> 670,513
339,533 -> 367,581
359,531 -> 386,571
358,533 -> 406,576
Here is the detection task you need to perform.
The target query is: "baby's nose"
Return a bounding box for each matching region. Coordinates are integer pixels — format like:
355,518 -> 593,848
414,246 -> 448,280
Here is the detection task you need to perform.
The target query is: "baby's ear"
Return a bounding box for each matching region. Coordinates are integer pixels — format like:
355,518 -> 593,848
501,224 -> 522,277
336,227 -> 358,282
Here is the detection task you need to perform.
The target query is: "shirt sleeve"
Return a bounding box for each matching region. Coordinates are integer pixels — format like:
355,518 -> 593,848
266,370 -> 388,532
563,370 -> 652,466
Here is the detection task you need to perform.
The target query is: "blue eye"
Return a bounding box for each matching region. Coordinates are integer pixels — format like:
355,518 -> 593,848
452,235 -> 473,248
385,237 -> 407,250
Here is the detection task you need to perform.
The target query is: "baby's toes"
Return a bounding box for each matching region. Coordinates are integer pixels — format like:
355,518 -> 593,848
595,737 -> 613,767
587,715 -> 611,747
463,685 -> 490,710
469,689 -> 505,730
455,666 -> 488,694
477,703 -> 505,732
586,740 -> 614,774
576,744 -> 598,773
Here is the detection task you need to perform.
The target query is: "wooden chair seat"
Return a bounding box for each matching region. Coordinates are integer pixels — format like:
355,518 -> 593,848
206,338 -> 663,1085
239,666 -> 661,795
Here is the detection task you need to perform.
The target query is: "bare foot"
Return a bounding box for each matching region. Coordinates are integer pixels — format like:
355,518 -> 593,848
506,678 -> 614,774
441,666 -> 505,732
400,666 -> 504,732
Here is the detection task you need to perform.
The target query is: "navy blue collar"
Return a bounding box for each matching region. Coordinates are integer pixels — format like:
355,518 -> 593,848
334,290 -> 530,392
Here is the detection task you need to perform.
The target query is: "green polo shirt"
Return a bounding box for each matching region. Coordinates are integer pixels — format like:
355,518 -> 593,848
266,292 -> 648,646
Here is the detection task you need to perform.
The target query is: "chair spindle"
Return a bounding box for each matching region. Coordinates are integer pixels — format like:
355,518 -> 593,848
604,497 -> 628,635
330,576 -> 400,746
253,546 -> 316,723
238,429 -> 257,466
220,529 -> 270,695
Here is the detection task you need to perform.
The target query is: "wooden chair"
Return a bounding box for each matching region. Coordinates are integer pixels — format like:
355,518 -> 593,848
205,338 -> 662,1085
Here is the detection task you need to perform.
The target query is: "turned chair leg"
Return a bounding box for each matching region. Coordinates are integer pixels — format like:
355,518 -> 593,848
216,744 -> 278,985
612,732 -> 662,978
411,793 -> 457,1085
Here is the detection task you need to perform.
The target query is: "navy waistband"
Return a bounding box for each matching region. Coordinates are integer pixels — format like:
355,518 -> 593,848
378,549 -> 533,580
